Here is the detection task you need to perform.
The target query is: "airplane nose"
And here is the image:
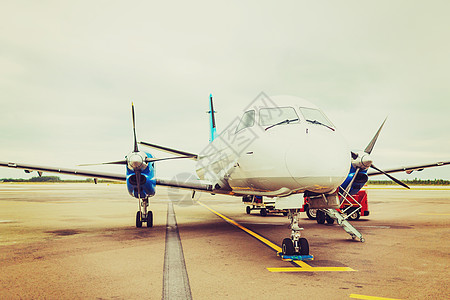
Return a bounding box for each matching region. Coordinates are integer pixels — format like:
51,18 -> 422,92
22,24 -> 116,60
284,127 -> 350,193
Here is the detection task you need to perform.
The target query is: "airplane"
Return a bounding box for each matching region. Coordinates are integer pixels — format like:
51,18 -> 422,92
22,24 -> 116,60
1,94 -> 449,257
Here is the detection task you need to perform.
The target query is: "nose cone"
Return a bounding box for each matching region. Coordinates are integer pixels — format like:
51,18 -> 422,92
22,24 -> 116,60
285,126 -> 350,193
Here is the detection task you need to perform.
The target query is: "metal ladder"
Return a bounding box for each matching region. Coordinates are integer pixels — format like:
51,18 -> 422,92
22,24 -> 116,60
323,208 -> 365,242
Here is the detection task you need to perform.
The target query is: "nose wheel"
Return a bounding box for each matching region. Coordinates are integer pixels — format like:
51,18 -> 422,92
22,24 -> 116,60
282,209 -> 309,255
136,198 -> 153,228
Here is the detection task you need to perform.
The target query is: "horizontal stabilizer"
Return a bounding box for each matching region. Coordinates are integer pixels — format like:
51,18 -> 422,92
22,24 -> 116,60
139,141 -> 198,160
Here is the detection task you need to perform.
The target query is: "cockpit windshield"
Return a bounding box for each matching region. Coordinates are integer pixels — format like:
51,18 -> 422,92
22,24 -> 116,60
236,110 -> 256,132
259,107 -> 299,126
299,107 -> 334,128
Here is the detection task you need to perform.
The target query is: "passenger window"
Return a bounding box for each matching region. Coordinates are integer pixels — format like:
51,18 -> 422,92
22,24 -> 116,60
236,110 -> 255,132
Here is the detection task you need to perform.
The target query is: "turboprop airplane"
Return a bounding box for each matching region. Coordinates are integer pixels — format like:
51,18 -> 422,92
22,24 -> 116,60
1,94 -> 449,256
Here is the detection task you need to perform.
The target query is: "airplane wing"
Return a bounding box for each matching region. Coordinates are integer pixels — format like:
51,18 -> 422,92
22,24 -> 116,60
0,161 -> 213,192
0,161 -> 127,181
367,161 -> 450,176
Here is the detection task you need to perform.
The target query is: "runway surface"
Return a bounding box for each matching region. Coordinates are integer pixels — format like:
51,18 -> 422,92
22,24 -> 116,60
0,183 -> 449,299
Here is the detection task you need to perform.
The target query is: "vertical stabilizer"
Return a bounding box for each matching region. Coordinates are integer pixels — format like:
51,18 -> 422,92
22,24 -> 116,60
208,94 -> 217,143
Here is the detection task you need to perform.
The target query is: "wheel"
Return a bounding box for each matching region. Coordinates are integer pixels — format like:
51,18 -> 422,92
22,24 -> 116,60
306,206 -> 317,220
246,206 -> 251,214
299,237 -> 309,255
282,238 -> 294,255
282,211 -> 288,216
316,210 -> 326,224
326,215 -> 335,224
147,211 -> 153,228
136,211 -> 142,228
348,209 -> 361,221
260,208 -> 267,217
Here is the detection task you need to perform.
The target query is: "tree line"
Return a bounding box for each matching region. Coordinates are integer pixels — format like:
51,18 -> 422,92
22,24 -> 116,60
0,176 -> 116,183
368,179 -> 449,186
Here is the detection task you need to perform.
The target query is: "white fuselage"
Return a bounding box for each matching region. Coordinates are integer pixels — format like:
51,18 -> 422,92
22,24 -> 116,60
195,95 -> 350,197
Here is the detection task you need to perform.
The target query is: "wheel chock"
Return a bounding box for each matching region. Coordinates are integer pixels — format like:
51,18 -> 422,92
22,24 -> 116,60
277,252 -> 314,261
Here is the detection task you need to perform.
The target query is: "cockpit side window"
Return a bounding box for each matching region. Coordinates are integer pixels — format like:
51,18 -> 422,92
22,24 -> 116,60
236,110 -> 256,132
299,107 -> 334,128
259,107 -> 299,126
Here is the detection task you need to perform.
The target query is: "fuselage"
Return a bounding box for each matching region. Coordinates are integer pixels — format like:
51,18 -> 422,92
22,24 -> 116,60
195,95 -> 351,197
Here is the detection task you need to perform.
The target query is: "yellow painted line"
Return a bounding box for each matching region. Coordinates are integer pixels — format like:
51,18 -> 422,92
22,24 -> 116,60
270,260 -> 355,272
349,294 -> 402,300
268,267 -> 355,272
198,201 -> 281,252
199,202 -> 356,272
293,260 -> 311,268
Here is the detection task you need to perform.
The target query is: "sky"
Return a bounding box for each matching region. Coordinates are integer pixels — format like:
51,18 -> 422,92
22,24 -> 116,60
0,0 -> 449,181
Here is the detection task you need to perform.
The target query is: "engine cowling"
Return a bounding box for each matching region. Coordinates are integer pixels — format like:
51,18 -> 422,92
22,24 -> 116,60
340,166 -> 369,195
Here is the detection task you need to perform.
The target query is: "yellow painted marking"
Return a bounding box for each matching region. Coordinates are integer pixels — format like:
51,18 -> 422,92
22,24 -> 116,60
268,266 -> 355,272
349,294 -> 402,300
199,202 -> 356,272
418,213 -> 450,216
293,260 -> 311,268
198,201 -> 281,252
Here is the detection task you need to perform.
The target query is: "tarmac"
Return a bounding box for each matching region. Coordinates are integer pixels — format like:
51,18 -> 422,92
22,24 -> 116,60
0,183 -> 449,299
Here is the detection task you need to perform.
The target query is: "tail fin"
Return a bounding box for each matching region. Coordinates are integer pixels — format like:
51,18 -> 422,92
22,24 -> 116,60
208,94 -> 217,143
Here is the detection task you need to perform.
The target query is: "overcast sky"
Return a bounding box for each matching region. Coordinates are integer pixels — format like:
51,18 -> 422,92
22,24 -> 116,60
1,0 -> 449,181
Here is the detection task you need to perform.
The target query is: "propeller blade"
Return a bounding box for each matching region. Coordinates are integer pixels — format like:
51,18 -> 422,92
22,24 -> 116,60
145,156 -> 193,163
79,159 -> 127,166
132,102 -> 139,153
351,151 -> 359,160
135,169 -> 141,199
364,117 -> 387,154
371,164 -> 410,189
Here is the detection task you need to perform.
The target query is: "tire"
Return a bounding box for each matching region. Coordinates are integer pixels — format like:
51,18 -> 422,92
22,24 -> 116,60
305,206 -> 317,220
316,210 -> 326,224
246,206 -> 251,214
326,215 -> 335,224
147,211 -> 153,228
136,211 -> 142,228
299,238 -> 309,255
282,211 -> 288,216
260,208 -> 267,217
348,209 -> 361,221
282,238 -> 294,255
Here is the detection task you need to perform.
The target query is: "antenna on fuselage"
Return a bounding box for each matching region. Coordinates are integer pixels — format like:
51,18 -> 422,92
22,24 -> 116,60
208,94 -> 217,143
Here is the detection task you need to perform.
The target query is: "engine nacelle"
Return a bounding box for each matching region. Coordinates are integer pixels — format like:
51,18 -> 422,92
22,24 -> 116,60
340,166 -> 369,195
126,152 -> 156,199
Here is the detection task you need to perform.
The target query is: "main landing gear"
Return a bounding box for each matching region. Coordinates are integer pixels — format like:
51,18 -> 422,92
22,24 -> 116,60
136,198 -> 153,228
282,209 -> 309,256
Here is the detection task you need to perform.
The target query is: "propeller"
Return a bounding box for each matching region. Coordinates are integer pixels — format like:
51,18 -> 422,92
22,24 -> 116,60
79,103 -> 192,199
347,118 -> 410,194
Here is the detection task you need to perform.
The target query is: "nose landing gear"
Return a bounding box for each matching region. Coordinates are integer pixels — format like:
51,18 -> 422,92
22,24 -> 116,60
136,198 -> 153,228
282,209 -> 309,255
